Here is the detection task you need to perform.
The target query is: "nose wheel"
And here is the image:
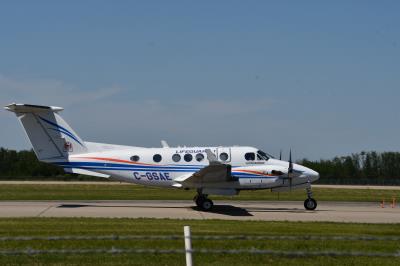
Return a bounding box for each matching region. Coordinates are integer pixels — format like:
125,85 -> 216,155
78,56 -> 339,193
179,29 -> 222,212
304,180 -> 317,210
304,198 -> 317,210
193,194 -> 214,211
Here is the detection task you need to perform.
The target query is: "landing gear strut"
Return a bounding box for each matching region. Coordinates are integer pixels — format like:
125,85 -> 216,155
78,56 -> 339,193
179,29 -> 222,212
304,180 -> 317,210
193,190 -> 214,211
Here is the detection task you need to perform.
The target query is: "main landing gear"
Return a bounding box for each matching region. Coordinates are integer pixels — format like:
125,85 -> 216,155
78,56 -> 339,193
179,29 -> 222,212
193,190 -> 214,211
304,180 -> 317,210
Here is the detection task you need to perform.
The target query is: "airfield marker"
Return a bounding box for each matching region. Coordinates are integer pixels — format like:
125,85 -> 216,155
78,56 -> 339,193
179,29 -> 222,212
184,226 -> 193,266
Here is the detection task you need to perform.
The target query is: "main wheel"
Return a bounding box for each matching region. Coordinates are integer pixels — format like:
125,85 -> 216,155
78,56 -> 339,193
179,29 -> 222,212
195,195 -> 205,207
304,198 -> 317,210
200,198 -> 214,211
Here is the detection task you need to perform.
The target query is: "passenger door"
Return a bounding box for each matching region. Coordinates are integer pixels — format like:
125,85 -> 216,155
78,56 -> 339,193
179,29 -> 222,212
216,147 -> 231,163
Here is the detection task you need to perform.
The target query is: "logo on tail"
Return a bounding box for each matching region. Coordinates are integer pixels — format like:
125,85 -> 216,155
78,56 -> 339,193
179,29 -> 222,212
63,141 -> 73,152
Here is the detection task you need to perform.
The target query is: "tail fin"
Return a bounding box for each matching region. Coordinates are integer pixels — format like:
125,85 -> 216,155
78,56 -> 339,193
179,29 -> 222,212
5,103 -> 87,162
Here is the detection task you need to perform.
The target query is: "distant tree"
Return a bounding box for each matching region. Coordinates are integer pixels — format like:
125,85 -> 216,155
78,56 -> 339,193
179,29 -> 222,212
300,151 -> 400,185
1,147 -> 400,184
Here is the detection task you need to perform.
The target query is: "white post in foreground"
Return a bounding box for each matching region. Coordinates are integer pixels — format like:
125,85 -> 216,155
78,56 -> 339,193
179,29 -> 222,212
184,225 -> 193,266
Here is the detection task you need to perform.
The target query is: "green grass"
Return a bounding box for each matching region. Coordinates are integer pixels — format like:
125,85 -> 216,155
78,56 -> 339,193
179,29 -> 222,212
0,218 -> 398,265
0,184 -> 399,202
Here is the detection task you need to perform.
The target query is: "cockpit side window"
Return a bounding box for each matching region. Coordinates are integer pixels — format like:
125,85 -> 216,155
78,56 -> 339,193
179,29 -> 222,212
245,152 -> 255,161
257,150 -> 271,161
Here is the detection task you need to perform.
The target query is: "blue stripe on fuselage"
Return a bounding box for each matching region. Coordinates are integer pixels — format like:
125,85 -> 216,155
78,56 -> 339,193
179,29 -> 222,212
55,161 -> 276,179
54,161 -> 204,171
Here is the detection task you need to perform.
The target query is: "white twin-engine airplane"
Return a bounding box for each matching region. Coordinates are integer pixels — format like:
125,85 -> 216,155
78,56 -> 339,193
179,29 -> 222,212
5,103 -> 320,211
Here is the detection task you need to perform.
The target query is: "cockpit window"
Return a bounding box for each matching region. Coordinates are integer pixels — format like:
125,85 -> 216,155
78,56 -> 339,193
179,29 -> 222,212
245,152 -> 255,161
257,150 -> 273,161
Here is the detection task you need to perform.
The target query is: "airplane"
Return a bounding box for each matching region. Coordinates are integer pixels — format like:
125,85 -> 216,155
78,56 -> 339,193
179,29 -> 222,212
5,103 -> 320,211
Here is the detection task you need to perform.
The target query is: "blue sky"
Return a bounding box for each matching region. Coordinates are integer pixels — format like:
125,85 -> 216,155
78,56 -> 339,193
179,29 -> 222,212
1,1 -> 399,160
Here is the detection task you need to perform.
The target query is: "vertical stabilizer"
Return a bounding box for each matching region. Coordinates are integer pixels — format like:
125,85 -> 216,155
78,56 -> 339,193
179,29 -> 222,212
5,103 -> 87,161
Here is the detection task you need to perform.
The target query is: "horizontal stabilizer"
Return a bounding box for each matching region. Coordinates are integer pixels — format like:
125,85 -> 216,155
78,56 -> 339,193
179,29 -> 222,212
64,168 -> 110,178
5,103 -> 64,113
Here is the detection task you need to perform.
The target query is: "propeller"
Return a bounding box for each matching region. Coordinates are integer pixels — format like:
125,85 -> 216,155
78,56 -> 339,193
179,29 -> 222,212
276,149 -> 298,190
288,149 -> 294,190
278,149 -> 304,190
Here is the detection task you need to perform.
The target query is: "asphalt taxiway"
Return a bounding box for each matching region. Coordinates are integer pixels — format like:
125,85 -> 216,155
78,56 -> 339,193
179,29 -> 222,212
0,200 -> 398,223
1,181 -> 400,190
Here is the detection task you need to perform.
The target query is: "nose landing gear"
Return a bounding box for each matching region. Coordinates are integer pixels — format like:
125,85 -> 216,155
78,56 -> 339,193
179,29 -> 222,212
193,192 -> 214,211
304,180 -> 317,210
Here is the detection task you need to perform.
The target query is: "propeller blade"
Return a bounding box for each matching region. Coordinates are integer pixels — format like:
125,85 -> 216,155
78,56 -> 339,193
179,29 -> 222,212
288,149 -> 293,173
279,150 -> 282,160
288,149 -> 293,191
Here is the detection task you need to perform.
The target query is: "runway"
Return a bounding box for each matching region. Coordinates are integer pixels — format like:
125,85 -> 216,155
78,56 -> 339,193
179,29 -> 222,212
0,200 -> 399,223
1,181 -> 400,190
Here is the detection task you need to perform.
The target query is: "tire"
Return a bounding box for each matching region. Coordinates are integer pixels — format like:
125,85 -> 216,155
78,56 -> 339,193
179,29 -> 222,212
304,198 -> 317,210
195,195 -> 205,207
200,199 -> 214,211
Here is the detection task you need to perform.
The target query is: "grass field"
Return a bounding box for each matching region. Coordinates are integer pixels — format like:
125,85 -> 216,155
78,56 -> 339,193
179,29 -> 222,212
0,218 -> 398,265
0,183 -> 399,202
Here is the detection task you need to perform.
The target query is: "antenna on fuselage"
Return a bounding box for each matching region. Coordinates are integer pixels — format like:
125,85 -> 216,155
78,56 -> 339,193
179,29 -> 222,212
161,140 -> 170,148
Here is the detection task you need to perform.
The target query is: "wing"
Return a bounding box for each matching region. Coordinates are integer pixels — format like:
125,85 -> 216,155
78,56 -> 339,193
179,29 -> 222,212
174,149 -> 234,185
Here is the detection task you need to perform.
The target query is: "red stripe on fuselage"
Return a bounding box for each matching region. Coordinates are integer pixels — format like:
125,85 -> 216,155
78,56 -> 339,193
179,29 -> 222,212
233,169 -> 275,177
73,156 -> 156,166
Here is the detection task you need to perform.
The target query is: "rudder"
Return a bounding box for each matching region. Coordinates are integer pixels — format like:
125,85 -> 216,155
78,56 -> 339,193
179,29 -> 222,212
5,103 -> 87,162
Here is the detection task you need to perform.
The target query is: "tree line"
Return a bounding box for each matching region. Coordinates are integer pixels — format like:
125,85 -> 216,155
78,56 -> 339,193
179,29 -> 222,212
1,148 -> 400,184
0,148 -> 101,180
300,151 -> 400,185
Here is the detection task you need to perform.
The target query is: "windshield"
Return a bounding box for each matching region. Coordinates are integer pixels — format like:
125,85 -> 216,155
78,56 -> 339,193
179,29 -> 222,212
257,150 -> 274,160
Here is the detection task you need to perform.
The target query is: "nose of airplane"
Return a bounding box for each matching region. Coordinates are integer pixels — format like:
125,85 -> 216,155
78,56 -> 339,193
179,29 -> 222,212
305,168 -> 320,182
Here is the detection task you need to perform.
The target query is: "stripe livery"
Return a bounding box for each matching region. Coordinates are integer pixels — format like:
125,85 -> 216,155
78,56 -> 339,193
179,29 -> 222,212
56,157 -> 278,179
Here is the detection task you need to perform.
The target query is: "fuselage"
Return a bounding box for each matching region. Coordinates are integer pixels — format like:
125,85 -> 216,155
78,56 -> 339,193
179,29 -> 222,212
53,145 -> 319,191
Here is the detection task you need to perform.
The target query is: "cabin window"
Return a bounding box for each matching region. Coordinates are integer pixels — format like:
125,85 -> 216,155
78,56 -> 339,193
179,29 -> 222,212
219,152 -> 229,161
245,152 -> 255,161
153,154 -> 162,163
184,153 -> 193,162
196,153 -> 204,162
130,155 -> 140,162
172,154 -> 181,162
